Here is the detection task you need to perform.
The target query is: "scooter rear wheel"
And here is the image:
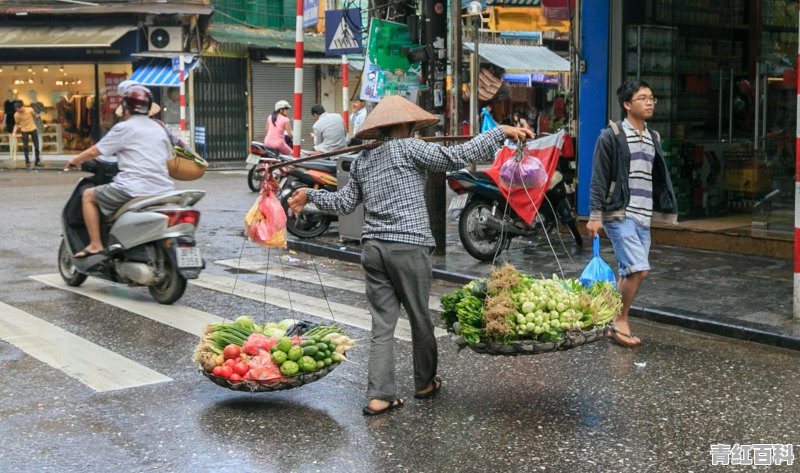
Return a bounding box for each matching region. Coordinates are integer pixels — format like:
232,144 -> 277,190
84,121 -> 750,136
459,199 -> 509,262
247,166 -> 264,192
148,247 -> 187,305
58,238 -> 87,287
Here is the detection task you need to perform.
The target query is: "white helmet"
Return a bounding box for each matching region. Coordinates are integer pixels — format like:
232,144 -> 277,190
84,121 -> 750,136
274,100 -> 291,111
117,79 -> 139,95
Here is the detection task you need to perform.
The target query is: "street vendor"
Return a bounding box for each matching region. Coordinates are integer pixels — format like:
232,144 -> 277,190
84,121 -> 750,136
288,95 -> 532,415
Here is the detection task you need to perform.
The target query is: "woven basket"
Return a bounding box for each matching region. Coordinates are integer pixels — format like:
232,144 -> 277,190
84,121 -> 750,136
168,152 -> 208,181
199,362 -> 340,393
451,324 -> 609,356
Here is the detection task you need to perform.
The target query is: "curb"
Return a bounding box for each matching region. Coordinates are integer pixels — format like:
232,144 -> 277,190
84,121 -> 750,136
288,239 -> 800,351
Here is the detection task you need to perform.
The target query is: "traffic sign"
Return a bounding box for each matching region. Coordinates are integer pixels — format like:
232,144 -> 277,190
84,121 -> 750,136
325,9 -> 362,56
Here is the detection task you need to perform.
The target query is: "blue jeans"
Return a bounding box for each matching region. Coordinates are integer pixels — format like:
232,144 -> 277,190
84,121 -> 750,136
603,218 -> 651,277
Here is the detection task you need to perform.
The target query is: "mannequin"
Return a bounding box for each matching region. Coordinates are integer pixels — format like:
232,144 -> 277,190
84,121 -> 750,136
4,90 -> 16,132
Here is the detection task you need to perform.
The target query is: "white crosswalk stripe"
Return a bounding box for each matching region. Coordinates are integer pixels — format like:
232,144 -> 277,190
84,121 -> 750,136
31,274 -> 223,337
214,257 -> 445,312
0,300 -> 171,392
20,268 -> 448,390
190,273 -> 449,342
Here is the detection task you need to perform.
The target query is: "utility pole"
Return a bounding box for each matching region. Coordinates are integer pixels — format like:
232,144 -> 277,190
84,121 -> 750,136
422,0 -> 448,255
450,0 -> 462,136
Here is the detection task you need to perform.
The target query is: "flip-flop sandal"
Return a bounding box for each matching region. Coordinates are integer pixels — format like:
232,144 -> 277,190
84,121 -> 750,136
414,376 -> 442,399
74,248 -> 104,259
362,398 -> 404,416
606,326 -> 641,348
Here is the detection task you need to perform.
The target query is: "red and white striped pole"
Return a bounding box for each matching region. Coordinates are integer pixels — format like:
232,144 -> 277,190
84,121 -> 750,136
179,54 -> 186,132
293,0 -> 304,158
342,55 -> 349,133
795,0 -> 800,319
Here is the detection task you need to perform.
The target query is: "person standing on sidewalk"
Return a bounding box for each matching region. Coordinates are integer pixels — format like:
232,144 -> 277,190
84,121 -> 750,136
288,95 -> 532,415
586,80 -> 678,348
12,100 -> 41,169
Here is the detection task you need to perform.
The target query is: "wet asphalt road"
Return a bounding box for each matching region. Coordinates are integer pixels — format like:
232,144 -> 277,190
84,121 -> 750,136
0,168 -> 798,473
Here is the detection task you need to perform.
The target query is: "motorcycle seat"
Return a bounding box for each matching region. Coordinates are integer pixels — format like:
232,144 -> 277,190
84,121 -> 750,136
469,170 -> 495,184
109,190 -> 206,222
295,159 -> 337,173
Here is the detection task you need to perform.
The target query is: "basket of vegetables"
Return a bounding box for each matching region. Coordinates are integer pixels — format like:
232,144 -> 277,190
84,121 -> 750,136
194,316 -> 355,392
167,146 -> 208,181
441,264 -> 620,356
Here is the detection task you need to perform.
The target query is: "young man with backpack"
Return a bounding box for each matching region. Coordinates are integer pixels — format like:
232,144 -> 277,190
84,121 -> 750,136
586,80 -> 678,348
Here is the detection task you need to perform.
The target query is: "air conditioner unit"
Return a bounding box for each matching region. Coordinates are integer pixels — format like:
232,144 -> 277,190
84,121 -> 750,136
147,26 -> 184,52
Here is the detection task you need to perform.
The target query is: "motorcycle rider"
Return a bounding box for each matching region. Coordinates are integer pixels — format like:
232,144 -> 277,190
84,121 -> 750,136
308,104 -> 346,155
66,85 -> 174,258
264,100 -> 293,155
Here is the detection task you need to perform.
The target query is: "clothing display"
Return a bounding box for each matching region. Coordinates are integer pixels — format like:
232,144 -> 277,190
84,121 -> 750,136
4,100 -> 15,132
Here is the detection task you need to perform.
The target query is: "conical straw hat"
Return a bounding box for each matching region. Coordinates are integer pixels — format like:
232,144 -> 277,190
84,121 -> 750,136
355,95 -> 439,139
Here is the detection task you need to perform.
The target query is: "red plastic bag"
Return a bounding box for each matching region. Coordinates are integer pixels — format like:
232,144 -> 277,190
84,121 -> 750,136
244,182 -> 287,248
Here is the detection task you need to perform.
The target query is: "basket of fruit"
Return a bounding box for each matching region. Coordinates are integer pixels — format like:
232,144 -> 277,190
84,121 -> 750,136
194,317 -> 354,392
441,264 -> 620,356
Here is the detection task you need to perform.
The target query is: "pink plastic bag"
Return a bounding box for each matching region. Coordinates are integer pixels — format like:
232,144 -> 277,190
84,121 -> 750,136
244,184 -> 287,248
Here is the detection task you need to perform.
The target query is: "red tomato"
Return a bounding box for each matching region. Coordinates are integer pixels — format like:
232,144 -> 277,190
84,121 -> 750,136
223,359 -> 237,369
229,373 -> 242,383
212,366 -> 224,377
234,357 -> 242,364
219,365 -> 234,379
233,362 -> 249,376
223,344 -> 241,360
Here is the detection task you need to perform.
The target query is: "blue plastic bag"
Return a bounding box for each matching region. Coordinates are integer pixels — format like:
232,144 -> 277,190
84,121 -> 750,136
481,107 -> 498,132
579,236 -> 617,289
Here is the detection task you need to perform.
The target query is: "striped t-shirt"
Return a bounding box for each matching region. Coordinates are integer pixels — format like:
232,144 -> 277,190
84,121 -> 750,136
622,119 -> 655,227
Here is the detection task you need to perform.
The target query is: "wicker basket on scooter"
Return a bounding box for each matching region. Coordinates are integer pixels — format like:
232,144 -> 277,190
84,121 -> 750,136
449,323 -> 609,356
199,362 -> 341,393
168,146 -> 208,181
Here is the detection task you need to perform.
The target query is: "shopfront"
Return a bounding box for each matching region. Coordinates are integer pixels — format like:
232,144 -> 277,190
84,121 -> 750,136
579,1 -> 797,245
0,26 -> 140,160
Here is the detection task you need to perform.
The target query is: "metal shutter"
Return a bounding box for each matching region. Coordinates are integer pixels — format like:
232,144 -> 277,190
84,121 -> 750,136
251,62 -> 318,150
193,57 -> 248,162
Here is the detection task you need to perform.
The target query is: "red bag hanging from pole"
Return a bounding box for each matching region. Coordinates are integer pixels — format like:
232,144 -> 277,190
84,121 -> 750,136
244,180 -> 287,248
484,131 -> 566,225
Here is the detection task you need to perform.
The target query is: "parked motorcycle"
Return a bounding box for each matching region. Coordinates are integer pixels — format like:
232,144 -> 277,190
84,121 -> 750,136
446,165 -> 583,262
59,159 -> 205,304
246,141 -> 281,192
277,155 -> 343,239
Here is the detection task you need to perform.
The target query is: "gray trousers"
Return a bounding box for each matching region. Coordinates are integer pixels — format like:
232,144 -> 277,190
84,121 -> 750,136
361,239 -> 437,401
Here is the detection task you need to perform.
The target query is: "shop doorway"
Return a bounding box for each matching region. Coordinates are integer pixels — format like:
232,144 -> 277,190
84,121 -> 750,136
193,57 -> 248,162
621,0 -> 797,240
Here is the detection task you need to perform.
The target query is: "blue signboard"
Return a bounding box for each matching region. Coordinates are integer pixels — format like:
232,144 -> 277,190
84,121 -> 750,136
304,0 -> 319,28
325,9 -> 363,56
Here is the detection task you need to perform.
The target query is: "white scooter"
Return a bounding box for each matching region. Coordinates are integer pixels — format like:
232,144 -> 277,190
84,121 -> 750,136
58,159 -> 205,304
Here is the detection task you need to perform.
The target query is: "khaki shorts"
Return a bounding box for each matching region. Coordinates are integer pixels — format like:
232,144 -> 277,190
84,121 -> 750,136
92,184 -> 132,217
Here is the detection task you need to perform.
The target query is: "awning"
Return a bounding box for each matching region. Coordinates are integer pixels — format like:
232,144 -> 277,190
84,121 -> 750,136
261,56 -> 364,71
486,0 -> 542,4
464,43 -> 569,73
128,58 -> 200,87
0,25 -> 133,48
207,25 -> 326,54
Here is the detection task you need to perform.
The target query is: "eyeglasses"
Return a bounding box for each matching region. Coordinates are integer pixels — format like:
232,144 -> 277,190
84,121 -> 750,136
631,96 -> 658,104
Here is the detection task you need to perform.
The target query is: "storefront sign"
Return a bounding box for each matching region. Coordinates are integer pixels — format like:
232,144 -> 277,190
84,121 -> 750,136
0,31 -> 140,62
303,0 -> 319,28
195,126 -> 206,146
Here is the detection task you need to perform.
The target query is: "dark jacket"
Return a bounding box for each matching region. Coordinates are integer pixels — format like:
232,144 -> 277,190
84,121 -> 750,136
589,120 -> 678,225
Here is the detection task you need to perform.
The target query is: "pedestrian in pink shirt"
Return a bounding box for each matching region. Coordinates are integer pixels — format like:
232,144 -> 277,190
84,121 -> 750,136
264,100 -> 293,155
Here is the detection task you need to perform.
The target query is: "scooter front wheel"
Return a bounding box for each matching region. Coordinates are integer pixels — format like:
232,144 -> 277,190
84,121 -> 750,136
458,199 -> 509,262
58,238 -> 87,287
148,247 -> 187,305
247,166 -> 264,192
